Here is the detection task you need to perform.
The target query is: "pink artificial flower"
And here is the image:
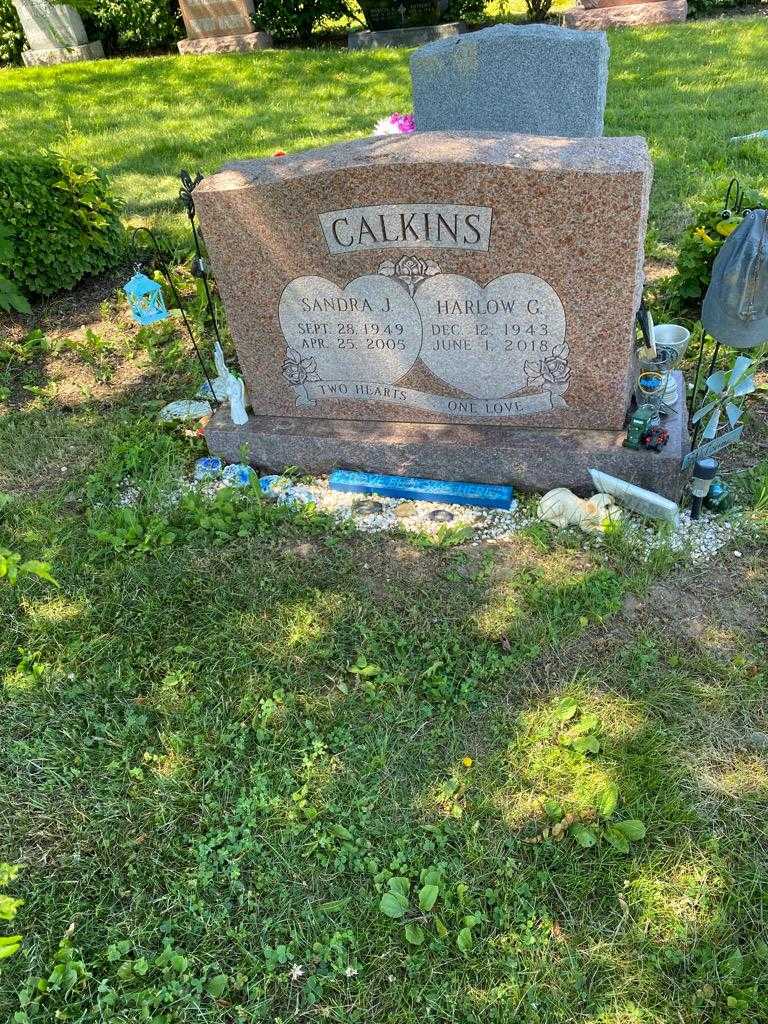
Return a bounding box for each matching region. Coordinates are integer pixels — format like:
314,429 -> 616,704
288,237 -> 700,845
372,112 -> 416,136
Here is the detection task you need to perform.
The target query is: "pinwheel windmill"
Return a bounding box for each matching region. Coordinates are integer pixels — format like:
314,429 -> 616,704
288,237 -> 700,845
691,355 -> 756,441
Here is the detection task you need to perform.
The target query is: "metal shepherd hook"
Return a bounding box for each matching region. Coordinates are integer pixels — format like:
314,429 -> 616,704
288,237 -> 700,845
130,222 -> 220,404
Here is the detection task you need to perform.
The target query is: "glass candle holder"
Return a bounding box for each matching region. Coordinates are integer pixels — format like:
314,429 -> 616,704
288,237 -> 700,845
635,370 -> 665,420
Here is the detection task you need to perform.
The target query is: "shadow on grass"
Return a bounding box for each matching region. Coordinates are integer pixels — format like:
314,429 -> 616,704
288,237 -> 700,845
1,438 -> 766,1021
3,19 -> 768,246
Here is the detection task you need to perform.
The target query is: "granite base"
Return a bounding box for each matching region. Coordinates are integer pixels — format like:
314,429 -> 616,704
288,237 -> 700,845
563,0 -> 686,26
348,21 -> 466,49
177,31 -> 272,54
206,379 -> 690,500
22,40 -> 103,66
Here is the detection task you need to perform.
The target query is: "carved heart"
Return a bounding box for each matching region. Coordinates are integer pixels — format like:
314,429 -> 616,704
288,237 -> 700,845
278,275 -> 421,386
415,273 -> 567,400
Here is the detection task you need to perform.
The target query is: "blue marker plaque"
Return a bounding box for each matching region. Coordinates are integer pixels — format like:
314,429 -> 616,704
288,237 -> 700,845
329,470 -> 515,510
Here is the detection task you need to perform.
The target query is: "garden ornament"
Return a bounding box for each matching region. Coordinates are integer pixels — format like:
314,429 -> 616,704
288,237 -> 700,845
222,464 -> 255,487
689,457 -> 718,521
194,456 -> 223,481
212,341 -> 248,425
637,323 -> 688,416
623,404 -> 655,450
704,478 -> 733,513
641,424 -> 670,453
588,469 -> 680,525
690,354 -> 756,441
537,488 -> 620,534
702,209 -> 768,349
124,270 -> 168,325
653,323 -> 690,364
158,399 -> 212,422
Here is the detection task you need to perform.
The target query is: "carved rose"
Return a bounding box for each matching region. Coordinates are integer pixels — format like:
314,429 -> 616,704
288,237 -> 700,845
541,356 -> 571,386
524,343 -> 571,392
282,349 -> 319,387
378,255 -> 440,295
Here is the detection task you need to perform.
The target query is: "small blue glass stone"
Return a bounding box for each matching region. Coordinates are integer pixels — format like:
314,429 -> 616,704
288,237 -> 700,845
329,470 -> 515,510
124,271 -> 169,326
259,475 -> 286,495
222,463 -> 254,488
278,485 -> 315,507
194,456 -> 223,481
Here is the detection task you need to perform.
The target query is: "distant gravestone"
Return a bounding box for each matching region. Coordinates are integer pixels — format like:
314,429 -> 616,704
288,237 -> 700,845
13,0 -> 103,66
177,0 -> 271,55
409,24 -> 609,138
349,0 -> 466,49
563,0 -> 687,28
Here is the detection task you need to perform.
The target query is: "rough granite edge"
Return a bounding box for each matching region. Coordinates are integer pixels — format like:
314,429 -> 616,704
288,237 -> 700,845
410,21 -> 609,63
563,0 -> 686,26
195,132 -> 652,195
177,31 -> 272,54
348,22 -> 466,49
22,40 -> 103,65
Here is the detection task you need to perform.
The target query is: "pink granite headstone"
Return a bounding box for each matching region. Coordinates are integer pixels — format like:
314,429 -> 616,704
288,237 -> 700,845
194,132 -> 688,497
177,0 -> 271,54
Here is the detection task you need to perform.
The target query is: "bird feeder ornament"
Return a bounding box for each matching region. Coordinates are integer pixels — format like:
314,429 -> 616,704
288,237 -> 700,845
124,270 -> 169,325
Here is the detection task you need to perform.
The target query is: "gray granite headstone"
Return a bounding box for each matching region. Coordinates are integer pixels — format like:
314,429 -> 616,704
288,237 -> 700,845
410,23 -> 609,138
13,0 -> 103,65
14,0 -> 86,48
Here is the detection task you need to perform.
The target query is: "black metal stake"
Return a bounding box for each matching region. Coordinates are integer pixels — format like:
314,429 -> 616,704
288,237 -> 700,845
688,333 -> 707,423
179,170 -> 226,360
131,226 -> 220,404
689,339 -> 722,451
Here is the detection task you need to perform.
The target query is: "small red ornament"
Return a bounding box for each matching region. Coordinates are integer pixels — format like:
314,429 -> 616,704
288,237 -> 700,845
641,425 -> 669,453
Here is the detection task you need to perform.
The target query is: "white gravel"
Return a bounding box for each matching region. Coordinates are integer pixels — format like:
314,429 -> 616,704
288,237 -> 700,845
114,470 -> 753,564
259,475 -> 750,562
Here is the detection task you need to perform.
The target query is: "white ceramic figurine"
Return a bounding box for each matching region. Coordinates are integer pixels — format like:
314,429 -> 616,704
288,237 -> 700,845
211,341 -> 248,425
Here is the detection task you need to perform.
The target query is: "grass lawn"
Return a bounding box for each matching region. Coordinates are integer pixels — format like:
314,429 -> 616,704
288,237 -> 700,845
2,16 -> 768,1024
1,386 -> 767,1024
2,16 -> 768,255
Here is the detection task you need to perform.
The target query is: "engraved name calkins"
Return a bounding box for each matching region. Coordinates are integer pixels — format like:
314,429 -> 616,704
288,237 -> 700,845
319,204 -> 492,255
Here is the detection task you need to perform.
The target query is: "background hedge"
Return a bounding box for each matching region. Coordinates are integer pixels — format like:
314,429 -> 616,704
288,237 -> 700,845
0,153 -> 125,298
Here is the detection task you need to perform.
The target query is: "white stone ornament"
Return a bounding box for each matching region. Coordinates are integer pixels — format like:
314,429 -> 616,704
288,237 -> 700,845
537,488 -> 620,533
589,469 -> 679,524
158,399 -> 212,422
229,375 -> 248,425
211,341 -> 249,425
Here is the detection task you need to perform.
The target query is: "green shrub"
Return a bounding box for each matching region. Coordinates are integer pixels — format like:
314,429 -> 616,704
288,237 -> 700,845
0,0 -> 24,66
0,153 -> 125,300
78,0 -> 182,54
444,0 -> 489,22
0,225 -> 30,314
253,0 -> 353,40
687,0 -> 743,16
661,185 -> 767,316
